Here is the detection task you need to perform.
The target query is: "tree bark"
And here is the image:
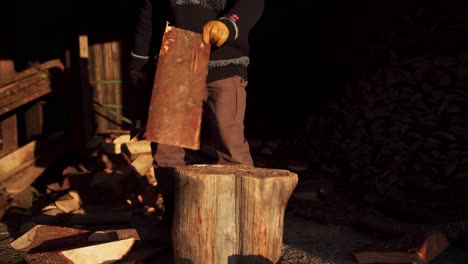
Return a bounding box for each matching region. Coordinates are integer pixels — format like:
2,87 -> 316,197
172,165 -> 298,264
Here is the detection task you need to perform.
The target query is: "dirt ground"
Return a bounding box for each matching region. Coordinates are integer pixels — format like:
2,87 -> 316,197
1,138 -> 468,263
2,208 -> 468,264
279,214 -> 468,264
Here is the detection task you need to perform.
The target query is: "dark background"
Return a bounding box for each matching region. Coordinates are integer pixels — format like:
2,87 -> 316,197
2,0 -> 468,252
245,0 -> 426,139
0,0 -> 429,141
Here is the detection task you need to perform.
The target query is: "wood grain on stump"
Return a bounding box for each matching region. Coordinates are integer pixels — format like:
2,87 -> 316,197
172,165 -> 298,264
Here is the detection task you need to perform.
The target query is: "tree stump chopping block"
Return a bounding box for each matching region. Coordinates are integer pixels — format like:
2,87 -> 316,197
172,165 -> 298,264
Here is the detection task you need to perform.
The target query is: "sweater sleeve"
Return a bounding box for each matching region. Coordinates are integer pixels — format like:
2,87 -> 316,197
130,0 -> 153,71
219,0 -> 264,43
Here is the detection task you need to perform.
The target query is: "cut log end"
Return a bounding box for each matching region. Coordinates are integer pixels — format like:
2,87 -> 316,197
179,164 -> 298,179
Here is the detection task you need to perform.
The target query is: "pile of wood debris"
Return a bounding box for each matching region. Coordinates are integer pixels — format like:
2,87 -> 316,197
0,132 -> 172,263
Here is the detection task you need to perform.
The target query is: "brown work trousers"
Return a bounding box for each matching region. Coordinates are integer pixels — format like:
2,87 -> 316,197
151,75 -> 253,168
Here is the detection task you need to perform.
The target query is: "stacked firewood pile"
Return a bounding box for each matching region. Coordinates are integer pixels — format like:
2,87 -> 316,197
290,0 -> 468,204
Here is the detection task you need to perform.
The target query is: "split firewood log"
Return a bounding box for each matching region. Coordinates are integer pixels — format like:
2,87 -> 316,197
11,225 -> 90,252
353,230 -> 450,264
24,238 -> 135,264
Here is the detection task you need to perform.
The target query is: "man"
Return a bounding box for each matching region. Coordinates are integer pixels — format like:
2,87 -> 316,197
129,0 -> 264,219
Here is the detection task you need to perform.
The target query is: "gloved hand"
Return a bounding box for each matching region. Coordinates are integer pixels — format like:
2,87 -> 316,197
202,20 -> 229,47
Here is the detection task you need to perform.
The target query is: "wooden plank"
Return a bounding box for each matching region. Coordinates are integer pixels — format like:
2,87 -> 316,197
90,40 -> 123,132
145,25 -> 210,150
0,134 -> 68,194
0,59 -> 18,157
0,61 -> 64,115
102,42 -> 113,131
0,131 -> 64,182
0,146 -> 67,194
104,41 -> 120,130
89,43 -> 106,132
0,59 -> 64,155
0,71 -> 49,99
0,59 -> 63,87
0,60 -> 16,86
0,114 -> 17,157
111,41 -> 122,129
0,46 -> 18,220
0,138 -> 36,181
0,79 -> 52,116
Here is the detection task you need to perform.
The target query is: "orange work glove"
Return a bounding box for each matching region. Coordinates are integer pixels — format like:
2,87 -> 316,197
202,20 -> 229,47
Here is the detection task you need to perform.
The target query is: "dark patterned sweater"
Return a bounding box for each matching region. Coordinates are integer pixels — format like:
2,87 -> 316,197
130,0 -> 264,82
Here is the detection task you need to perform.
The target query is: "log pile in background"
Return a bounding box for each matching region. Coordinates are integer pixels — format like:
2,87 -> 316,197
290,0 -> 468,204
